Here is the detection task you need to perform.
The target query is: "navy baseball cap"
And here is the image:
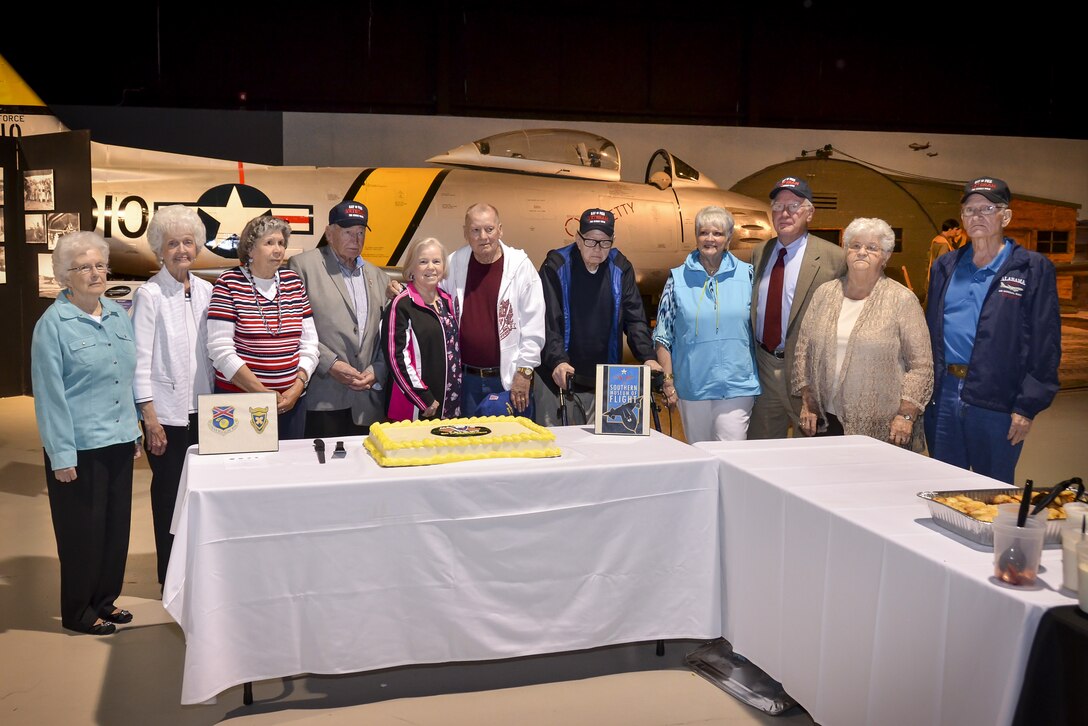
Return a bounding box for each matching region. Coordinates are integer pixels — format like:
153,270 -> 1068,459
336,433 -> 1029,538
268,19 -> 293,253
769,176 -> 813,202
579,208 -> 615,237
960,177 -> 1011,205
329,201 -> 371,230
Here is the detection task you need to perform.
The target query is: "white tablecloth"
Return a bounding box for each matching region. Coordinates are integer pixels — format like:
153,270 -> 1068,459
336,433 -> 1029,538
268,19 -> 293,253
696,435 -> 1076,726
164,427 -> 722,704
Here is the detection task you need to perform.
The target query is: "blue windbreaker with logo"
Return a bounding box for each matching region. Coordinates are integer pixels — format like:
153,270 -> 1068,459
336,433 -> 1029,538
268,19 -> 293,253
925,239 -> 1061,419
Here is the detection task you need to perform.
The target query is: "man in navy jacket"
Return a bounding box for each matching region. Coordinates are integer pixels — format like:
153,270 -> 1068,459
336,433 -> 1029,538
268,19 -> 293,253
924,177 -> 1061,483
536,208 -> 660,425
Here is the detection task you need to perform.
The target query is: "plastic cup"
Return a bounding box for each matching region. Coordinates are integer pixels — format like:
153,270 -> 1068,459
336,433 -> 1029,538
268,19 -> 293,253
992,517 -> 1047,586
995,502 -> 1048,524
1062,526 -> 1085,591
1063,502 -> 1088,525
1078,540 -> 1088,614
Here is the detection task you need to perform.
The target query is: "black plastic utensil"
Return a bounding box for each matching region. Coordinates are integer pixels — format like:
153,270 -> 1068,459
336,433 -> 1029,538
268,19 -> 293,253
1030,481 -> 1068,516
1016,480 -> 1034,526
997,480 -> 1033,582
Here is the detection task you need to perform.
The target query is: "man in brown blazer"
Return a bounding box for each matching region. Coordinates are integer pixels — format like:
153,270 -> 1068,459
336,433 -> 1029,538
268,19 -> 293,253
748,177 -> 846,439
288,201 -> 391,437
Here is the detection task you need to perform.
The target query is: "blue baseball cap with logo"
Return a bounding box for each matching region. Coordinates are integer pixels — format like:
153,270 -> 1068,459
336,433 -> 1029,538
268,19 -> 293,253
329,201 -> 371,230
769,176 -> 813,202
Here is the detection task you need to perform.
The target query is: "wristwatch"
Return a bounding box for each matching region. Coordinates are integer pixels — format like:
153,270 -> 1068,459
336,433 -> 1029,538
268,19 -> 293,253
897,413 -> 914,421
516,366 -> 535,379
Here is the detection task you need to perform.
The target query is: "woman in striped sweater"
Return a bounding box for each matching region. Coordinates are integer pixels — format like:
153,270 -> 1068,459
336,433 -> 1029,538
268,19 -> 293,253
207,215 -> 319,439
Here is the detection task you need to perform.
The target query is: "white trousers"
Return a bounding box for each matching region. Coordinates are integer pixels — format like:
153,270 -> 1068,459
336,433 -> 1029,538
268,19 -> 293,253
678,396 -> 756,443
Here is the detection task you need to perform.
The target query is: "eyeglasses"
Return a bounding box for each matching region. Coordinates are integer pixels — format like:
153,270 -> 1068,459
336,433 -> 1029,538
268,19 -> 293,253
68,263 -> 110,276
961,204 -> 1006,218
846,242 -> 883,254
580,235 -> 614,249
770,201 -> 806,214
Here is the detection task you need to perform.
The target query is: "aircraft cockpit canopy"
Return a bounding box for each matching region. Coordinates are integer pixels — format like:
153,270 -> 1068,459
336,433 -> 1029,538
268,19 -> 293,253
645,149 -> 720,190
428,129 -> 621,181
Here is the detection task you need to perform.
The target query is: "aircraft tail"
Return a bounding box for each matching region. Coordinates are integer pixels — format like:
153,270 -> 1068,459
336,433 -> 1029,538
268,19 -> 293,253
0,54 -> 70,136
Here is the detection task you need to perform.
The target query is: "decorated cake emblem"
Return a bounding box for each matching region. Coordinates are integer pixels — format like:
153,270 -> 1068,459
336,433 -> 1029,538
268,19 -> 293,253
431,424 -> 492,437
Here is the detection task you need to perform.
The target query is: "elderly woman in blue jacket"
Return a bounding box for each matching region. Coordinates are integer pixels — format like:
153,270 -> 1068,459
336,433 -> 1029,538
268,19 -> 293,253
32,231 -> 141,635
654,206 -> 761,442
131,205 -> 215,590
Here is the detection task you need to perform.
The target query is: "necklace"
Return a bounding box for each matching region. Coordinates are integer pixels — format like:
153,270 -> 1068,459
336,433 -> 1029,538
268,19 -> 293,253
245,267 -> 282,335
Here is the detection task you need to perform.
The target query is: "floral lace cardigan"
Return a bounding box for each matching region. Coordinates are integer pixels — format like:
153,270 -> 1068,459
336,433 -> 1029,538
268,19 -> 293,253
792,276 -> 933,451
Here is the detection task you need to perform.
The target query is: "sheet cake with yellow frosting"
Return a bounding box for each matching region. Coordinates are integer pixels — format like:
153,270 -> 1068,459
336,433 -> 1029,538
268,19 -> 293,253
364,415 -> 561,467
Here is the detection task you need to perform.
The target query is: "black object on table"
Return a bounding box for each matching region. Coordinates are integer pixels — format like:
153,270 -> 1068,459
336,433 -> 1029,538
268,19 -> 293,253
1012,605 -> 1088,726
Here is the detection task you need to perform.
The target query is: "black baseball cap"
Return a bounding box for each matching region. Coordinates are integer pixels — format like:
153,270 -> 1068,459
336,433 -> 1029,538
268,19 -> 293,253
579,208 -> 615,237
960,177 -> 1011,205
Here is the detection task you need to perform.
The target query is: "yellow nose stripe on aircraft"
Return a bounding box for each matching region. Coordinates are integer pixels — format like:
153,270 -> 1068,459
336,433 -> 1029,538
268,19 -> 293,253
0,56 -> 46,106
349,168 -> 448,268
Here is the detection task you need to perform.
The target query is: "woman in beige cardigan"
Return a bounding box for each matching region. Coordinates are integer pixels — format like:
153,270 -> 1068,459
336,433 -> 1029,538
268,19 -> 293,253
793,217 -> 933,450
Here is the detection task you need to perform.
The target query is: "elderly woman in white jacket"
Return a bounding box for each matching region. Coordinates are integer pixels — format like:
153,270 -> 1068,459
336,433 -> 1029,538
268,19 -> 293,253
131,205 -> 214,590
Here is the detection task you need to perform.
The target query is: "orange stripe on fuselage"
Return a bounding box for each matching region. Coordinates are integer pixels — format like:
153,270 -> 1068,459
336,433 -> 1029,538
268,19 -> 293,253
349,168 -> 445,267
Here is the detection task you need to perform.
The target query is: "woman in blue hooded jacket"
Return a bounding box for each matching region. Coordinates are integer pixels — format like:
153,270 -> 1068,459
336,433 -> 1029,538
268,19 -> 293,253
653,206 -> 761,442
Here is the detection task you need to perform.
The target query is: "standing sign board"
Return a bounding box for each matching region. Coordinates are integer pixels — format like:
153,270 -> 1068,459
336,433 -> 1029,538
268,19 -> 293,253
594,364 -> 652,436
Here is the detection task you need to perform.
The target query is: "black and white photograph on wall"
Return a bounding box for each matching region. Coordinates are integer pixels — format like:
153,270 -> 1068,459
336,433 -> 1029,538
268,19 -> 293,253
25,213 -> 46,243
38,253 -> 60,298
0,246 -> 6,284
46,212 -> 79,250
0,212 -> 5,242
24,169 -> 54,211
0,167 -> 5,204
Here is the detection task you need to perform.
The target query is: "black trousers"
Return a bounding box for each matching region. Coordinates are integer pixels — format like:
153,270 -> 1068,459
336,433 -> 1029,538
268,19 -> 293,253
45,442 -> 134,632
304,408 -> 369,438
145,413 -> 198,587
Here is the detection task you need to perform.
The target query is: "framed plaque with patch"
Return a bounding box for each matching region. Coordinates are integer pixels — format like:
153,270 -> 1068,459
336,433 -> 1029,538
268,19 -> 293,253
197,392 -> 279,455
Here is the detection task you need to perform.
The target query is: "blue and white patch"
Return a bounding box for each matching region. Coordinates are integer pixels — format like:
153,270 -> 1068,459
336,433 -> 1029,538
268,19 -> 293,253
997,275 -> 1026,298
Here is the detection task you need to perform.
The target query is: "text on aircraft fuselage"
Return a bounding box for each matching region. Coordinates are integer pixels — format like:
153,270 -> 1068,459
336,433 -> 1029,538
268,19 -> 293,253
91,183 -> 314,260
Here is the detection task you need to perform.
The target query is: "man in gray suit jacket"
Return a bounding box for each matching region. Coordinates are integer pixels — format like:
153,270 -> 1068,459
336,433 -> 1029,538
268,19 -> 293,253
749,177 -> 847,439
288,201 -> 391,437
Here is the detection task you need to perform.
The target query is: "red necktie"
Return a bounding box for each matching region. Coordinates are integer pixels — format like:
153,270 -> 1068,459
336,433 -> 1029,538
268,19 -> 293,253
763,248 -> 787,351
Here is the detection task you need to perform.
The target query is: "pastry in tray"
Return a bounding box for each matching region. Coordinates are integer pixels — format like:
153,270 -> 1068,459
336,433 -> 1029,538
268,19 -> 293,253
933,489 -> 1076,522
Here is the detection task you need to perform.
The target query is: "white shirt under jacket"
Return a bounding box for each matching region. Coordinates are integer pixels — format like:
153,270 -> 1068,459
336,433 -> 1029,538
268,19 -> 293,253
131,268 -> 215,426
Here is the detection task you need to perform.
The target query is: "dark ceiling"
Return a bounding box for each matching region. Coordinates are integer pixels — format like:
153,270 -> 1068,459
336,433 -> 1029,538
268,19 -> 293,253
4,2 -> 1084,139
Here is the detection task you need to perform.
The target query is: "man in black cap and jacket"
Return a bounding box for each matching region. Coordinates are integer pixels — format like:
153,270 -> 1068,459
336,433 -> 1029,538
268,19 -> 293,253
535,208 -> 660,425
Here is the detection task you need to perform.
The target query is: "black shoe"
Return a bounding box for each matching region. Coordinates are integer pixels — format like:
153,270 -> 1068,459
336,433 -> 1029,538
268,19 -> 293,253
87,621 -> 116,636
100,608 -> 133,624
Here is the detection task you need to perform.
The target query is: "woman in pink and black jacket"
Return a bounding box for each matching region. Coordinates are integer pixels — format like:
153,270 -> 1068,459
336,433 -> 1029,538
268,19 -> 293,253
382,237 -> 462,420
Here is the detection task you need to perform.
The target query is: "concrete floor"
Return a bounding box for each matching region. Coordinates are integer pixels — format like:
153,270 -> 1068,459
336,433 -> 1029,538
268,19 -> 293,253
2,386 -> 1085,725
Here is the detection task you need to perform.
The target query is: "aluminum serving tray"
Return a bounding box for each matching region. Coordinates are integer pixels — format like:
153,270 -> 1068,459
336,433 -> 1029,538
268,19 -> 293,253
917,488 -> 1064,546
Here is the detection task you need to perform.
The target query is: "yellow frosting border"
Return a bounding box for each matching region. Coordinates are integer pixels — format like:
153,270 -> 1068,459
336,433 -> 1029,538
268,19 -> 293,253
365,416 -> 560,467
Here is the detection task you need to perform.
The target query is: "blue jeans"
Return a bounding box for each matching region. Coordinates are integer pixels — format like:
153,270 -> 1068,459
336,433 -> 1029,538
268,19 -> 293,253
462,373 -> 535,419
925,372 -> 1022,484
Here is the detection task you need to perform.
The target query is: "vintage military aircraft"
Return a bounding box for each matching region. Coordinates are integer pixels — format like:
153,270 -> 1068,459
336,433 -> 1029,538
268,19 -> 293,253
1,55 -> 773,295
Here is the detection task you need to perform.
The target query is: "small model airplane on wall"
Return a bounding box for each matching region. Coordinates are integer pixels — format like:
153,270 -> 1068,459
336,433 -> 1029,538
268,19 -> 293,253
0,54 -> 773,295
